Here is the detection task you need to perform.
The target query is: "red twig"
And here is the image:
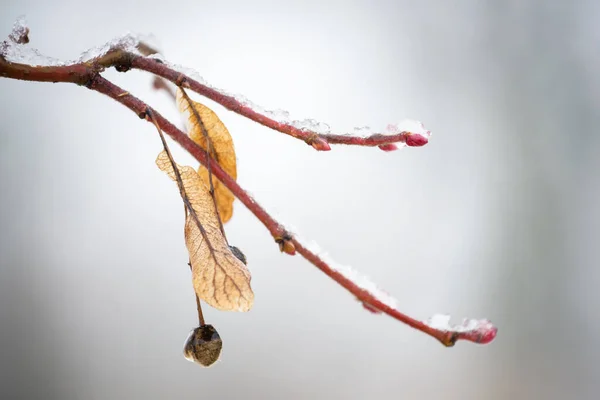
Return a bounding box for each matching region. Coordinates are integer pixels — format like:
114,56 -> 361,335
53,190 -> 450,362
92,76 -> 495,347
126,54 -> 430,151
0,32 -> 496,347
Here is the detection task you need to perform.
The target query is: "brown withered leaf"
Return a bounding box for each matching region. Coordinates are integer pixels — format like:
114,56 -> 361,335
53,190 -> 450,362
176,88 -> 237,223
156,150 -> 253,312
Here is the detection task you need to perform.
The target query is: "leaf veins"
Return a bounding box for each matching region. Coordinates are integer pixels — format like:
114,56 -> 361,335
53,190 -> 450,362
156,150 -> 253,312
176,88 -> 237,224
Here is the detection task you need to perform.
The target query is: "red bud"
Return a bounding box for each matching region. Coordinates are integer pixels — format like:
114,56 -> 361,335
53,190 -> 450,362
310,137 -> 331,151
378,143 -> 399,152
362,301 -> 382,314
405,133 -> 429,147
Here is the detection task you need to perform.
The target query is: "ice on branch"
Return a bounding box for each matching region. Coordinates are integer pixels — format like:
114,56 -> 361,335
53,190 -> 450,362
332,261 -> 399,310
385,119 -> 431,148
425,314 -> 496,336
297,237 -> 399,310
152,57 -> 433,140
8,15 -> 28,44
159,55 -> 335,134
75,34 -> 141,64
1,17 -> 142,66
296,234 -> 497,344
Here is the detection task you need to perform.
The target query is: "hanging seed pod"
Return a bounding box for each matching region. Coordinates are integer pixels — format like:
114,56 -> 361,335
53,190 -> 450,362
183,325 -> 223,367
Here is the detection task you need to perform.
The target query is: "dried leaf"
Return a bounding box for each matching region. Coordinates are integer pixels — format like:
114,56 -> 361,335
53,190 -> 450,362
156,150 -> 253,312
176,88 -> 237,223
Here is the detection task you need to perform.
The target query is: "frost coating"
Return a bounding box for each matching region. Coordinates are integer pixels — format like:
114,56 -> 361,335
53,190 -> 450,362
330,260 -> 399,310
75,34 -> 140,63
1,44 -> 64,67
2,17 -> 141,66
298,237 -> 399,310
149,46 -> 424,138
8,15 -> 28,43
2,17 -> 425,141
388,119 -> 431,137
424,314 -> 493,333
165,58 -> 335,135
296,235 -> 492,337
1,33 -> 141,66
384,119 -> 432,148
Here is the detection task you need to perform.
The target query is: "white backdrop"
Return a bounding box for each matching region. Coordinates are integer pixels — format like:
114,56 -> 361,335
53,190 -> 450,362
1,1 -> 599,399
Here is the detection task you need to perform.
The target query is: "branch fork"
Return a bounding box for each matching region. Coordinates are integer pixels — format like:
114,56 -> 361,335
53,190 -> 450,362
0,19 -> 497,347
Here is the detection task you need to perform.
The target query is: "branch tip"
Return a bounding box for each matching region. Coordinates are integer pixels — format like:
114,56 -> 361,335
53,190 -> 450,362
405,132 -> 429,147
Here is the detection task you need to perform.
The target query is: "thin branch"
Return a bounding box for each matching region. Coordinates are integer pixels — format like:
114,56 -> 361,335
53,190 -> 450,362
0,41 -> 429,151
96,76 -> 493,346
0,35 -> 496,347
125,54 -> 430,151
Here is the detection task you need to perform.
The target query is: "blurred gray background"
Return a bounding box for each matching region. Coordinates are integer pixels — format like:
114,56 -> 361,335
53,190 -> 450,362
1,0 -> 598,399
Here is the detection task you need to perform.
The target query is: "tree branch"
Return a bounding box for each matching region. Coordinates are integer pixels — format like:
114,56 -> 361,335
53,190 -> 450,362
0,28 -> 496,347
93,76 -> 496,346
126,53 -> 431,151
1,37 -> 430,152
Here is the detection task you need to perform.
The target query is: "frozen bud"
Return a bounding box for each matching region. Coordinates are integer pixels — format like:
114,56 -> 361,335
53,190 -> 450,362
387,119 -> 431,147
183,325 -> 223,367
472,320 -> 498,344
308,137 -> 331,151
378,143 -> 399,152
361,301 -> 382,314
405,132 -> 429,147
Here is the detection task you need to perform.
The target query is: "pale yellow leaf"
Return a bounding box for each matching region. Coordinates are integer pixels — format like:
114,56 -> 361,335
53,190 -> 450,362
156,150 -> 253,312
197,168 -> 234,223
176,88 -> 236,223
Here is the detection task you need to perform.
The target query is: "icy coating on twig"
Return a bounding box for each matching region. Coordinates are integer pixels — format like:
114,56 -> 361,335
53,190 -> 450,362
3,16 -> 428,140
150,53 -> 431,139
151,54 -> 335,134
296,236 -> 399,309
1,17 -> 141,67
297,233 -> 494,338
424,314 -> 495,334
387,119 -> 431,138
7,15 -> 28,44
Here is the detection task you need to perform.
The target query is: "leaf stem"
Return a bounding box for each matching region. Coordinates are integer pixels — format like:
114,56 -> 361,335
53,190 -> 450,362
195,295 -> 206,326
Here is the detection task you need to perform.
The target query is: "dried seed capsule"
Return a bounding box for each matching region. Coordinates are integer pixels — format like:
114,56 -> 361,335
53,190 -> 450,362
183,325 -> 223,367
229,245 -> 247,265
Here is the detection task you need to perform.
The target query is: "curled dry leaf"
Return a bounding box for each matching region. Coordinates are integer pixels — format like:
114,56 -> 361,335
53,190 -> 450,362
156,150 -> 254,311
176,88 -> 237,223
